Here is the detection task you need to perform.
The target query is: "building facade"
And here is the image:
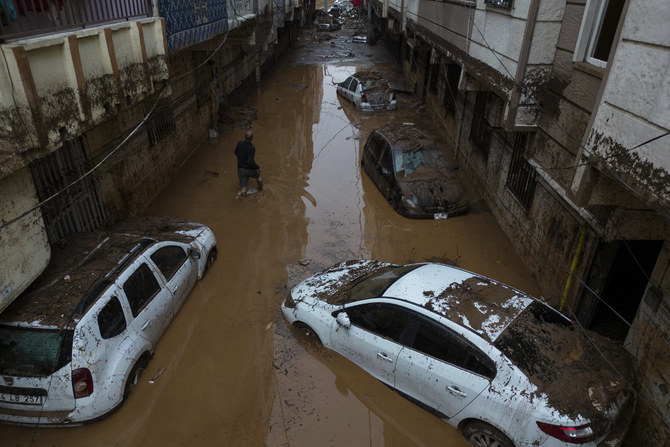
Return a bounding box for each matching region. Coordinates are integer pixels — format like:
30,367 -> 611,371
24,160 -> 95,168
370,0 -> 670,441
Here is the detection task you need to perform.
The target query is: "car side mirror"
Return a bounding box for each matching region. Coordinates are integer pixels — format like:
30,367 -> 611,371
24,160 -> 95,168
188,248 -> 201,260
336,312 -> 351,328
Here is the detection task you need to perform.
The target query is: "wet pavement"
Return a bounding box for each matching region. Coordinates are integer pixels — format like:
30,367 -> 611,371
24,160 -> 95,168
4,21 -> 541,447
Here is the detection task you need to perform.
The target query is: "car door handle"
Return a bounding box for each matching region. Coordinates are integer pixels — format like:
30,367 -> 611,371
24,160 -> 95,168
447,386 -> 467,398
376,352 -> 393,362
141,320 -> 150,331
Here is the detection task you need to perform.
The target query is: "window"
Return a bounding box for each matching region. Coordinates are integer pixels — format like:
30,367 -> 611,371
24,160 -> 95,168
145,97 -> 176,146
410,315 -> 496,379
379,146 -> 393,174
469,92 -> 493,156
574,0 -> 625,67
123,263 -> 161,317
349,78 -> 359,93
429,63 -> 439,94
98,297 -> 127,339
506,133 -> 537,209
151,245 -> 188,281
346,303 -> 412,343
485,0 -> 513,8
443,63 -> 461,117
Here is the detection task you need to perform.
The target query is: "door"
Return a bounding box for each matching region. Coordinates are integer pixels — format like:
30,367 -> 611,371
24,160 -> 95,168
394,314 -> 493,418
119,261 -> 174,346
148,243 -> 197,314
328,302 -> 412,386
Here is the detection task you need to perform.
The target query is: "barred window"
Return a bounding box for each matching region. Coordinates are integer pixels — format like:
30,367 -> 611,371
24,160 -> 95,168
469,91 -> 493,157
506,133 -> 537,209
145,97 -> 176,146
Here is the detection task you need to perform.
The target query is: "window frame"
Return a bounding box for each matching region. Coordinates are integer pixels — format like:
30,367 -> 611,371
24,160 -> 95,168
574,0 -> 624,68
150,245 -> 188,282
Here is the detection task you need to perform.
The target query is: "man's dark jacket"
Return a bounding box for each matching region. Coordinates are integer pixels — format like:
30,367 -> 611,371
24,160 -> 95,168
235,140 -> 260,170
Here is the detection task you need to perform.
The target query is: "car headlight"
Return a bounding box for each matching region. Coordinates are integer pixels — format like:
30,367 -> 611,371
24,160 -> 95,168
401,194 -> 419,209
284,295 -> 297,308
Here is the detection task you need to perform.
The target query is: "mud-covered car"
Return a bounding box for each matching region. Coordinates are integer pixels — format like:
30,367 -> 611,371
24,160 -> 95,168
0,217 -> 217,425
281,260 -> 636,447
336,70 -> 397,112
362,124 -> 468,218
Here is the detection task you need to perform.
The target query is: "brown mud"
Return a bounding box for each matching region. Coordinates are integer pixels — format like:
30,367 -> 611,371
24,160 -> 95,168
4,13 -> 541,447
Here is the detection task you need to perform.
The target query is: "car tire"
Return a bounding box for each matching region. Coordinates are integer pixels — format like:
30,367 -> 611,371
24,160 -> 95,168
294,322 -> 322,344
463,421 -> 514,447
124,356 -> 149,400
205,247 -> 218,273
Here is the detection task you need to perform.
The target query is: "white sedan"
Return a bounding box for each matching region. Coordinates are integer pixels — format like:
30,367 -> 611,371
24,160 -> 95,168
281,260 -> 635,447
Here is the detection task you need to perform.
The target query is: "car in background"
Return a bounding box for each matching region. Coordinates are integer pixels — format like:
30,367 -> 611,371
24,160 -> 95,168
327,0 -> 353,16
0,217 -> 217,425
362,124 -> 468,218
336,70 -> 397,112
281,260 -> 636,447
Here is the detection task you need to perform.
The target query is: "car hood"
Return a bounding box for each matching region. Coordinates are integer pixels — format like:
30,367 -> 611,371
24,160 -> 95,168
398,174 -> 468,214
291,260 -> 393,306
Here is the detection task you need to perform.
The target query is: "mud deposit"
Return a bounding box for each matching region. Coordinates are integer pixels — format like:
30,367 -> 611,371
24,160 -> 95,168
4,16 -> 541,447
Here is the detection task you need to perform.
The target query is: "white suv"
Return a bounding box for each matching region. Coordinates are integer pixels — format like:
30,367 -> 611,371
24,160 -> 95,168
0,217 -> 216,425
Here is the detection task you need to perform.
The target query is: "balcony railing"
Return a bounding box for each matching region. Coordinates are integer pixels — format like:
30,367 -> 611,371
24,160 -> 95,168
0,0 -> 152,41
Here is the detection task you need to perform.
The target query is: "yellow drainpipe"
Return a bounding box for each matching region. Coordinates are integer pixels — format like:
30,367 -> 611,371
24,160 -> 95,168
560,224 -> 588,312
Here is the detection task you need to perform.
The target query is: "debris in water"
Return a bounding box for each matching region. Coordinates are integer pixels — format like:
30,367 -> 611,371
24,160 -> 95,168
205,170 -> 219,177
299,258 -> 310,266
148,368 -> 165,384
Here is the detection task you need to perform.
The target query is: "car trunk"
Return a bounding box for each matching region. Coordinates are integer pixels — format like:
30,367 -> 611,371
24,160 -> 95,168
493,302 -> 635,437
0,325 -> 76,421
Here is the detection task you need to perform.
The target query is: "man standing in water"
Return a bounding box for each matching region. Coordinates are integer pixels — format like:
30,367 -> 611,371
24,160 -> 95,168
234,130 -> 263,196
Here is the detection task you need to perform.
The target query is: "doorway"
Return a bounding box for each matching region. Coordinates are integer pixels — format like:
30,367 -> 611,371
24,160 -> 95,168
577,240 -> 663,343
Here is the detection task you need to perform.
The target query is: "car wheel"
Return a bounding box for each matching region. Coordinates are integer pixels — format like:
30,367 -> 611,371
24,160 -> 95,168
205,247 -> 217,273
124,356 -> 149,400
463,421 -> 514,447
294,322 -> 322,344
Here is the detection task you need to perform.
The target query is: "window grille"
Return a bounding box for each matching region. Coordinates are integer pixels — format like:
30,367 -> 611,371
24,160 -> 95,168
469,92 -> 493,157
145,98 -> 176,146
485,0 -> 513,8
29,138 -> 109,243
506,133 -> 537,209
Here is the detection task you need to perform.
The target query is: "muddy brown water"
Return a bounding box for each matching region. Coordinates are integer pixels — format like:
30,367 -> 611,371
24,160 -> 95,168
4,36 -> 542,447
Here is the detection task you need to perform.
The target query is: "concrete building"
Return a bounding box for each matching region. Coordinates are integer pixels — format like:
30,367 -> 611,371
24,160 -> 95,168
368,0 -> 669,441
0,0 -> 312,311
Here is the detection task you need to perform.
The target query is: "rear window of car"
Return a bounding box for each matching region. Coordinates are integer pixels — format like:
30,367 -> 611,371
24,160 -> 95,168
348,264 -> 422,300
0,326 -> 74,377
393,148 -> 443,177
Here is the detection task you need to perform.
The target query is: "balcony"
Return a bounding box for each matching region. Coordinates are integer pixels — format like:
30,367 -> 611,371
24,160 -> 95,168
0,0 -> 152,42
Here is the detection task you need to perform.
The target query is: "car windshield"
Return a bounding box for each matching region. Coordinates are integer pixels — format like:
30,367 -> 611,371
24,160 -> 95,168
0,326 -> 74,377
348,264 -> 421,300
392,148 -> 445,178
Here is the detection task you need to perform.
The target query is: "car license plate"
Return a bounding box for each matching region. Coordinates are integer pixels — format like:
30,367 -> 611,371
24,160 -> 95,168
0,392 -> 44,405
434,212 -> 449,220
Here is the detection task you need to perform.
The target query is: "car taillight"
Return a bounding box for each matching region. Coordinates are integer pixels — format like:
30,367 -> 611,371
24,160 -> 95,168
72,368 -> 94,399
361,92 -> 368,103
391,92 -> 396,101
537,421 -> 595,444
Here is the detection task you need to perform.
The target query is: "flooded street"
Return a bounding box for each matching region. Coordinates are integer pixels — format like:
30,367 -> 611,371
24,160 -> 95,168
4,31 -> 541,447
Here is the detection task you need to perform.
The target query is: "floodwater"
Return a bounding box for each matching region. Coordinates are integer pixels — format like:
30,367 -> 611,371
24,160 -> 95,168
4,34 -> 541,447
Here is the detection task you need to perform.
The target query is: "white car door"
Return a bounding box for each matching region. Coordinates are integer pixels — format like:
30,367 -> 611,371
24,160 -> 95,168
146,242 -> 197,315
394,314 -> 494,418
118,259 -> 174,346
328,302 -> 411,386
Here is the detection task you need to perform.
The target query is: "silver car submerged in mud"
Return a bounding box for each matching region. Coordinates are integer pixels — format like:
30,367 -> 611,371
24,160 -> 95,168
0,218 -> 217,425
281,260 -> 635,447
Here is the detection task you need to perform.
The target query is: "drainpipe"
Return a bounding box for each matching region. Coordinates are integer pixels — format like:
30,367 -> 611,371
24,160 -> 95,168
560,224 -> 588,312
506,0 -> 540,129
